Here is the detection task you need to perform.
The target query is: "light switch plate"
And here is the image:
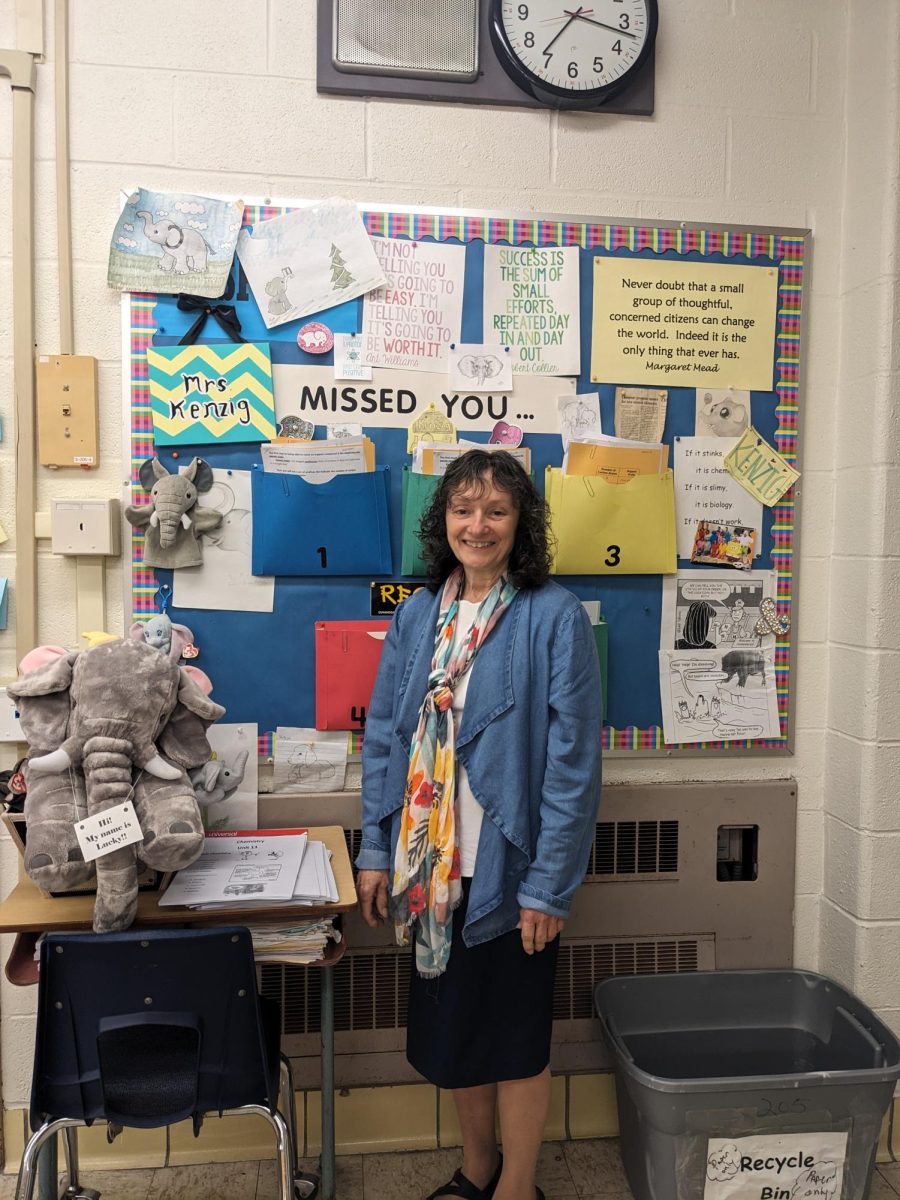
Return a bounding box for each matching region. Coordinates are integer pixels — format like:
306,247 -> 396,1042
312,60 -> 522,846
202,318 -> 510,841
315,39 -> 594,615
36,354 -> 99,468
0,688 -> 24,741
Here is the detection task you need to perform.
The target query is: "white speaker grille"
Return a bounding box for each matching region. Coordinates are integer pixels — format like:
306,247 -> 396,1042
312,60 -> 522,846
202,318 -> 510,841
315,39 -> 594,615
333,0 -> 479,81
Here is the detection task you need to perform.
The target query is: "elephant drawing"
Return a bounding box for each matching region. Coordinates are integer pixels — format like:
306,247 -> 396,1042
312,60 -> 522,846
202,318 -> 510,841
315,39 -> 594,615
136,210 -> 211,274
125,456 -> 223,569
8,639 -> 225,933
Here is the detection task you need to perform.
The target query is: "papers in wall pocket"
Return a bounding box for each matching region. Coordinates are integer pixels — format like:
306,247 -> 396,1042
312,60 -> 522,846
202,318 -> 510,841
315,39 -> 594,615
260,437 -> 374,482
401,467 -> 440,576
315,620 -> 391,731
546,467 -> 677,575
0,578 -> 8,630
251,467 -> 392,576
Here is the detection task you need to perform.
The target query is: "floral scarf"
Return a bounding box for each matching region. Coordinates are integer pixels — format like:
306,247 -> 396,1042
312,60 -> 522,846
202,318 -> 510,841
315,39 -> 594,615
390,566 -> 518,977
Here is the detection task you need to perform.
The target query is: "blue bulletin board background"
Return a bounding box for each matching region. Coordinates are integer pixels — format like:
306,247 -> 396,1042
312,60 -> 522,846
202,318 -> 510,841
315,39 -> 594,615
124,204 -> 807,755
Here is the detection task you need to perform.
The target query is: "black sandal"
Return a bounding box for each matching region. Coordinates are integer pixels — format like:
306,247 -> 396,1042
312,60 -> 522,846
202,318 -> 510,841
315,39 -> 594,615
426,1155 -> 503,1200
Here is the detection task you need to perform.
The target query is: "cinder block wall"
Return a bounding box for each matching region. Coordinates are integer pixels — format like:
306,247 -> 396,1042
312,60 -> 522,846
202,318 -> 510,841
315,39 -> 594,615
0,0 -> 898,1154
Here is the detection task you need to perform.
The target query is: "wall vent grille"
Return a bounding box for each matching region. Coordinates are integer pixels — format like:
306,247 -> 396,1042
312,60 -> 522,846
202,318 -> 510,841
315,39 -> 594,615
587,820 -> 679,879
261,935 -> 699,1037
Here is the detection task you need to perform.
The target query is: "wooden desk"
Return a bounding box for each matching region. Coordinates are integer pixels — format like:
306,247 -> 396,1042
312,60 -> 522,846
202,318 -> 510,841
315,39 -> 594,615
0,825 -> 357,1200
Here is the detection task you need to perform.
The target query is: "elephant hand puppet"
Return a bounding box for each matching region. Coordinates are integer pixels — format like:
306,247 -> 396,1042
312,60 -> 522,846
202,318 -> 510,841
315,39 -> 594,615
125,456 -> 222,569
8,638 -> 225,933
190,746 -> 250,809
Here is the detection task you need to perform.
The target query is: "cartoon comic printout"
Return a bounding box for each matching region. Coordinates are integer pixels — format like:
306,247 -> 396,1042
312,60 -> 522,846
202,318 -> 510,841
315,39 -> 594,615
237,197 -> 386,329
108,188 -> 244,298
659,646 -> 781,744
661,570 -> 777,651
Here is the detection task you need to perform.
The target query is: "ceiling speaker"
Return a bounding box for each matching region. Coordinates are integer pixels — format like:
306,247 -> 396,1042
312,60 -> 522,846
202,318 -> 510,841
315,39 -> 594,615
332,0 -> 479,81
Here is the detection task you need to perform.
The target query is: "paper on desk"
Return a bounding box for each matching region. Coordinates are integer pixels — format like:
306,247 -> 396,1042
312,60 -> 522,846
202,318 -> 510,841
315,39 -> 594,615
614,387 -> 668,443
260,438 -> 371,483
272,727 -> 348,793
159,828 -> 308,907
292,839 -> 339,904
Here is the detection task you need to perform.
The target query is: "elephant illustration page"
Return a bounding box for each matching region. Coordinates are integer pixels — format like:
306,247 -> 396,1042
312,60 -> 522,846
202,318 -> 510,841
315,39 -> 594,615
173,468 -> 274,613
236,196 -> 386,330
658,646 -> 780,745
271,728 -> 348,794
108,188 -> 244,298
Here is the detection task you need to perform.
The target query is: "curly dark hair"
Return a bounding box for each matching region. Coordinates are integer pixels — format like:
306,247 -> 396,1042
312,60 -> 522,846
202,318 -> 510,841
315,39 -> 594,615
418,450 -> 552,592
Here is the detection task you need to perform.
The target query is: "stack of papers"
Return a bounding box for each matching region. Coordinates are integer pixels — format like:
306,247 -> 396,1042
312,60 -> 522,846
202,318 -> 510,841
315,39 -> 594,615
411,441 -> 531,475
292,839 -> 339,906
563,434 -> 668,483
249,917 -> 341,966
159,827 -> 337,910
261,437 -> 375,483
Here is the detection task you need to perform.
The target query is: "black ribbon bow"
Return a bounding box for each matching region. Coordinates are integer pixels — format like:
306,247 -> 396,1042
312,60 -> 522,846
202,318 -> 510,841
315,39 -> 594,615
177,294 -> 246,345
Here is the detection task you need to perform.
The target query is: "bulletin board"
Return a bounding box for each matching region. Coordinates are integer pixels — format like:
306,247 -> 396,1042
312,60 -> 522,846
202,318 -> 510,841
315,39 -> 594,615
122,202 -> 807,756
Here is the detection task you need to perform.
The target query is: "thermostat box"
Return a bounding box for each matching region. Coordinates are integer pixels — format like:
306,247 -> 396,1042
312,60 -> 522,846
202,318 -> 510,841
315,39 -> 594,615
50,498 -> 120,556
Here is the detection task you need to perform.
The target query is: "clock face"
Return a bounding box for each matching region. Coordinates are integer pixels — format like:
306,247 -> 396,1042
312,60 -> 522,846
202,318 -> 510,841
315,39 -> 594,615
491,0 -> 656,103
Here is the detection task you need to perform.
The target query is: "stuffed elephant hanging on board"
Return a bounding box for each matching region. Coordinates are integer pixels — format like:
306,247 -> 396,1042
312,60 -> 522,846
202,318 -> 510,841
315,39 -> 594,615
8,638 -> 225,933
125,457 -> 223,569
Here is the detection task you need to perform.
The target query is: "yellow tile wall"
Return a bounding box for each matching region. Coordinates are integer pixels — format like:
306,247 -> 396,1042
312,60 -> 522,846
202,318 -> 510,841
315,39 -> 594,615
3,1084 -> 898,1173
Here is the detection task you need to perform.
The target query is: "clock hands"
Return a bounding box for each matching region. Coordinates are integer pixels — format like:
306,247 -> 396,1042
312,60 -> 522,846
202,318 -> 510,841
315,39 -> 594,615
542,5 -> 587,54
563,8 -> 639,39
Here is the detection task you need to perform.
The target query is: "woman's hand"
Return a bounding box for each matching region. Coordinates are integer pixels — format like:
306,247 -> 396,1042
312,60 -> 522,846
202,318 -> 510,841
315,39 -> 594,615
518,907 -> 565,954
357,869 -> 390,927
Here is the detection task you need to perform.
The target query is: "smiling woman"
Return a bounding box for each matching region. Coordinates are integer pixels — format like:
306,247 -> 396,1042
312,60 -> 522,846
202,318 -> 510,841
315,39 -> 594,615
356,450 -> 603,1200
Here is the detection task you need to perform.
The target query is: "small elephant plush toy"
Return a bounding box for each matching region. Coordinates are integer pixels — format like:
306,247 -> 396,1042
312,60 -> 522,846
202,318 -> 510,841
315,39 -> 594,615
125,456 -> 223,569
7,637 -> 225,933
190,747 -> 250,810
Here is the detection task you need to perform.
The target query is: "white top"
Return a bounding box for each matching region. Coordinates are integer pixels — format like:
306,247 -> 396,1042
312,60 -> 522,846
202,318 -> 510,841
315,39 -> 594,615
451,600 -> 485,877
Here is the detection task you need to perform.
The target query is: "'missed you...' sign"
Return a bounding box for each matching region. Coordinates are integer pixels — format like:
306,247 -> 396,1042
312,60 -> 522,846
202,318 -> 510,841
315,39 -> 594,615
148,342 -> 277,445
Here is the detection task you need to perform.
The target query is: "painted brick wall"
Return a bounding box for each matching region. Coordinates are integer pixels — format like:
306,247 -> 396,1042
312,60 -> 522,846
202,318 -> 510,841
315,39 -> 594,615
0,0 -> 895,1108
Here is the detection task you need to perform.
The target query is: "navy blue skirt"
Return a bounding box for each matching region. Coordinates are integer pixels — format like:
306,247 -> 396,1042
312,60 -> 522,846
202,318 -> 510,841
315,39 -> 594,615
406,879 -> 559,1089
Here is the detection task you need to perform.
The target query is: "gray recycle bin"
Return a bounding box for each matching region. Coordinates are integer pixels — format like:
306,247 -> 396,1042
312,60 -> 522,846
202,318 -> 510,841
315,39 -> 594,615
595,970 -> 900,1200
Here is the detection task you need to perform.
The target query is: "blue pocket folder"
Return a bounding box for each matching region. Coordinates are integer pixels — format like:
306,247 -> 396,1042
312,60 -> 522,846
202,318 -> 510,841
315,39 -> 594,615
251,467 -> 393,576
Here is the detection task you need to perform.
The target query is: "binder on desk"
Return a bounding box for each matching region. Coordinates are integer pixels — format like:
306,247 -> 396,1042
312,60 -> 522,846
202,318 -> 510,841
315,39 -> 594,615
546,467 -> 677,576
315,620 -> 391,730
251,466 -> 392,576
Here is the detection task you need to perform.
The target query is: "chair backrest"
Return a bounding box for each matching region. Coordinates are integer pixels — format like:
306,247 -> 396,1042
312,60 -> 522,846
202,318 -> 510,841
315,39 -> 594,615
31,927 -> 275,1132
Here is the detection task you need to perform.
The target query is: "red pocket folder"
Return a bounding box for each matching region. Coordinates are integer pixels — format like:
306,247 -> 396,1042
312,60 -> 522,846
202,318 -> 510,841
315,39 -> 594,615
314,620 -> 391,731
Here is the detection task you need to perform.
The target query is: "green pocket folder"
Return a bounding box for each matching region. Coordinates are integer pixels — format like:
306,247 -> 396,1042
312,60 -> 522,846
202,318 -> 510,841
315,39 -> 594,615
593,619 -> 608,719
401,467 -> 440,576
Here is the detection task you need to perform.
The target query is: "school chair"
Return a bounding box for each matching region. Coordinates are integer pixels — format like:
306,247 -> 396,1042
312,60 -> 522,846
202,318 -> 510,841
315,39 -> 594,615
16,927 -> 310,1200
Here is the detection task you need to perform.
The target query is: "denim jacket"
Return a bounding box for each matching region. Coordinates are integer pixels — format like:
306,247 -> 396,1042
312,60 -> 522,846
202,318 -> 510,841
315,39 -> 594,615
356,580 -> 603,946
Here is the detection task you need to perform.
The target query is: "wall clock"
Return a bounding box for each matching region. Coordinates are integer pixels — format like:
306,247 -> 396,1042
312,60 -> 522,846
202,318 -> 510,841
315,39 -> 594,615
489,0 -> 658,108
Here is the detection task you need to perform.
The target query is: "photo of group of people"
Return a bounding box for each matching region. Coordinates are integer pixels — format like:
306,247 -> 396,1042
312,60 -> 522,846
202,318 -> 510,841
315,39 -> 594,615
690,521 -> 757,571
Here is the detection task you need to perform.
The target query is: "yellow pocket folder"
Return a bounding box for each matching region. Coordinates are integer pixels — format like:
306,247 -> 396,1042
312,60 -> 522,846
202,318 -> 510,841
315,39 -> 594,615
546,467 -> 677,575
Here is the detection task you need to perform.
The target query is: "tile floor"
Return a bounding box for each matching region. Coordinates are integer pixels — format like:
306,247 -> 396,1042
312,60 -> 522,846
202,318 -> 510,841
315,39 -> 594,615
1,1144 -> 899,1200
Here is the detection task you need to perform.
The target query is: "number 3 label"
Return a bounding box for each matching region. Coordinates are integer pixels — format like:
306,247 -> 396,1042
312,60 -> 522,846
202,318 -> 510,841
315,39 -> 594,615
605,544 -> 621,568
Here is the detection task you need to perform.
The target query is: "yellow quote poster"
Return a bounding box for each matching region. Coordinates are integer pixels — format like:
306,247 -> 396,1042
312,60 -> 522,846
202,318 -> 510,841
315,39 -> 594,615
591,258 -> 779,391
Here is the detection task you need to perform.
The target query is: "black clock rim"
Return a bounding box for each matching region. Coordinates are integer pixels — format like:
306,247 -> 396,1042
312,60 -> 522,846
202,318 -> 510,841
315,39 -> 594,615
488,0 -> 658,105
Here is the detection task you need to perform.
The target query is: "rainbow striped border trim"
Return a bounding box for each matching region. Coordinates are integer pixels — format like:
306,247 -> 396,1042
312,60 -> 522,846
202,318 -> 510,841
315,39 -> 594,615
129,213 -> 803,755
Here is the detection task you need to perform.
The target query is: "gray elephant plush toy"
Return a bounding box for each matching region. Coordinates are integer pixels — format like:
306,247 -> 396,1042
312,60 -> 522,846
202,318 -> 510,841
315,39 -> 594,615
125,456 -> 222,569
8,638 -> 225,932
190,746 -> 250,809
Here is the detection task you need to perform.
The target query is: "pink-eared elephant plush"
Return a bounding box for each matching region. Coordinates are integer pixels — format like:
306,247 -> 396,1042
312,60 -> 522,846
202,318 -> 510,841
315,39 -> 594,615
8,638 -> 224,932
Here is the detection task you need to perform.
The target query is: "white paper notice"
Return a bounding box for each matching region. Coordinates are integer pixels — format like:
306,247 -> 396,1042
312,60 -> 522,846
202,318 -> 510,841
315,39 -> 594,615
193,723 -> 259,831
448,343 -> 513,393
236,196 -> 386,330
674,437 -> 763,560
558,392 -> 603,449
272,727 -> 348,793
260,439 -> 367,482
615,387 -> 668,443
333,333 -> 372,381
361,238 -> 466,373
659,646 -> 781,744
703,1133 -> 847,1200
483,245 -> 581,375
76,801 -> 143,862
174,468 -> 274,613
